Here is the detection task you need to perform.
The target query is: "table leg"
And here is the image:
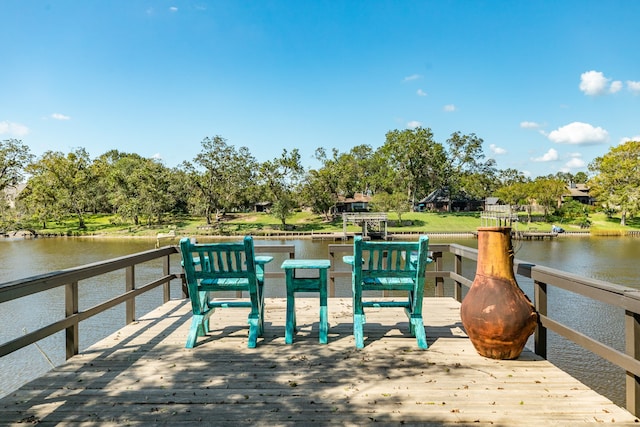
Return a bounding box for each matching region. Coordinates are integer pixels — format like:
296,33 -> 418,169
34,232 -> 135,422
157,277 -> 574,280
319,267 -> 328,344
285,269 -> 296,344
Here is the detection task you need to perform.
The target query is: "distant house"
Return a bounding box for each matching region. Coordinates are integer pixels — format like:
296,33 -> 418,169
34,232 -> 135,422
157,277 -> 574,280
416,188 -> 482,212
565,182 -> 593,205
335,192 -> 372,213
254,201 -> 272,213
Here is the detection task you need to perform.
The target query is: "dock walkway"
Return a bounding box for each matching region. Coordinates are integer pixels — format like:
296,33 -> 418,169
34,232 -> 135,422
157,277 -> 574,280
1,298 -> 637,426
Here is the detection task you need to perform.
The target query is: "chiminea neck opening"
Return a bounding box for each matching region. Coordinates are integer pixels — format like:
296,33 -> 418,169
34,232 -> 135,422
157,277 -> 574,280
475,227 -> 515,280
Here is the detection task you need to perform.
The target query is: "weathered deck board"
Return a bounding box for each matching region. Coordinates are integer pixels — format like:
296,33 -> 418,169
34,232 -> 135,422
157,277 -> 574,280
1,297 -> 637,426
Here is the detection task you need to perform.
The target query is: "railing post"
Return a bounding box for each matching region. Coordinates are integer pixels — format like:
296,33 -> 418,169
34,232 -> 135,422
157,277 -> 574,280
329,249 -> 336,298
533,280 -> 547,359
163,254 -> 171,303
126,265 -> 135,324
625,310 -> 640,416
454,254 -> 463,302
65,281 -> 79,359
434,252 -> 444,297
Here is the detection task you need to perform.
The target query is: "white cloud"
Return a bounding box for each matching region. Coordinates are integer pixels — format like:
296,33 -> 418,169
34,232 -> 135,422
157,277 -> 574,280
610,80 -> 623,93
628,81 -> 640,94
51,113 -> 70,120
169,6 -> 178,12
407,120 -> 422,129
403,74 -> 421,82
565,157 -> 586,169
0,120 -> 29,136
547,122 -> 608,145
561,154 -> 586,172
579,70 -> 614,95
443,104 -> 456,112
152,153 -> 162,160
489,144 -> 507,155
577,71 -> 640,95
532,148 -> 558,162
620,135 -> 640,144
416,89 -> 427,97
520,121 -> 541,129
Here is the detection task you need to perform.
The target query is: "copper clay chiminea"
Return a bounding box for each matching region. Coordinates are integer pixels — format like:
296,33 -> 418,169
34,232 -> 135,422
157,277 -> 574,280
460,227 -> 538,360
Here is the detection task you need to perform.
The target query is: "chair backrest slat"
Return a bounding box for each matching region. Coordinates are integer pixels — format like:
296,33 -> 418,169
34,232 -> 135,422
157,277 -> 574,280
355,236 -> 430,280
180,237 -> 258,287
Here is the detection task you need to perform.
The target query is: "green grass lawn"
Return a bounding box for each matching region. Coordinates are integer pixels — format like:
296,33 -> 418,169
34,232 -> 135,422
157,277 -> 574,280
30,210 -> 640,237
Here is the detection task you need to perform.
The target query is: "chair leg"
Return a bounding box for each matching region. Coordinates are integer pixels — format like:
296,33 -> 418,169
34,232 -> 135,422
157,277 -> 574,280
186,314 -> 206,349
285,288 -> 296,344
353,313 -> 366,349
258,282 -> 265,336
410,316 -> 428,350
247,315 -> 260,348
259,294 -> 265,336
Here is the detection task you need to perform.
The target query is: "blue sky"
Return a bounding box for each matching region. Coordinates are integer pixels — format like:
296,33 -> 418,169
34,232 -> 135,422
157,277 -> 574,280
2,1 -> 639,178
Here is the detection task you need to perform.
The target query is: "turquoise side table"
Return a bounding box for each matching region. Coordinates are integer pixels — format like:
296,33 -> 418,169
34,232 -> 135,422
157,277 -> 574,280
280,259 -> 331,344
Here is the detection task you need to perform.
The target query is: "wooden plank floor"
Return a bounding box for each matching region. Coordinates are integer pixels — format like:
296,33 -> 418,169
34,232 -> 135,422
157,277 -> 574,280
1,297 -> 638,426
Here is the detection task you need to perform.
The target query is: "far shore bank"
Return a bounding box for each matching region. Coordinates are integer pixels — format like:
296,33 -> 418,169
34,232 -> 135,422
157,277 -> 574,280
1,229 -> 610,242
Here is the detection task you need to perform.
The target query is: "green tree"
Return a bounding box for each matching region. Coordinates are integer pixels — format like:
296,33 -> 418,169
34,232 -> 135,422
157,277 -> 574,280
259,149 -> 304,228
371,191 -> 410,223
301,165 -> 338,220
23,148 -> 93,228
93,150 -> 145,224
370,191 -> 393,212
332,145 -> 378,197
573,171 -> 589,183
0,139 -> 34,229
532,177 -> 567,220
459,160 -> 499,202
495,181 -> 535,222
187,136 -> 258,225
17,171 -> 59,229
0,139 -> 33,192
588,140 -> 640,226
378,127 -> 444,206
166,166 -> 192,215
137,159 -> 173,225
498,168 -> 530,186
441,132 -> 493,209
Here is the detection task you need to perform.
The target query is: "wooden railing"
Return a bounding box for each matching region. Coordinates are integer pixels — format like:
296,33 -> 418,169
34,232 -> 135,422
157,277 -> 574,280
329,242 -> 640,416
1,241 -> 639,415
0,244 -> 295,361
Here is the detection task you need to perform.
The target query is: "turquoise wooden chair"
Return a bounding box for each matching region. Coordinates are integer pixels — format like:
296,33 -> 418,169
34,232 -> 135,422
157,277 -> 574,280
343,235 -> 432,349
180,237 -> 264,349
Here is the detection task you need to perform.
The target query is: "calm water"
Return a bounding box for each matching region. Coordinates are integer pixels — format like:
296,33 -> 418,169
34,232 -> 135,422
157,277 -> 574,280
0,235 -> 638,408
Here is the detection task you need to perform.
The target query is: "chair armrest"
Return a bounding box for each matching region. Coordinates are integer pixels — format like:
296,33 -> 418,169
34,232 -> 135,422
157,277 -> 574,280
342,255 -> 355,265
254,256 -> 274,265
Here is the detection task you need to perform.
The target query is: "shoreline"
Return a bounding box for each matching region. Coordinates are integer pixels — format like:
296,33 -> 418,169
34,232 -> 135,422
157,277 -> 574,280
0,230 -> 606,242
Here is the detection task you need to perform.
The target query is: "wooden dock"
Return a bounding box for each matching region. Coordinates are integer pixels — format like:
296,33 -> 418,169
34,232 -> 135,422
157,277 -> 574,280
1,297 -> 637,426
516,231 -> 558,240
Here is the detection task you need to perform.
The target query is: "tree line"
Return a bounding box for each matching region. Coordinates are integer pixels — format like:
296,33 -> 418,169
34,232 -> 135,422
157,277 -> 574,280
0,128 -> 638,230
